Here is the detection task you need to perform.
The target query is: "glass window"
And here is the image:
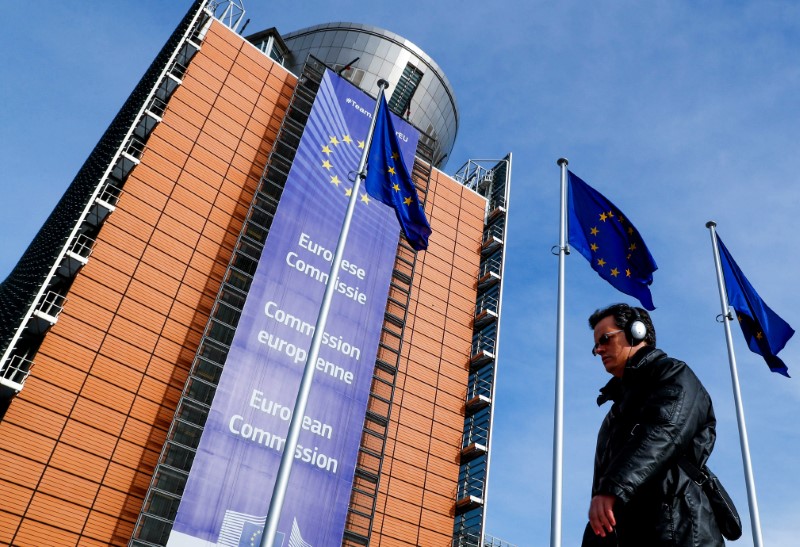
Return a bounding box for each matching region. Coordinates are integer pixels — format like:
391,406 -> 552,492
389,63 -> 424,118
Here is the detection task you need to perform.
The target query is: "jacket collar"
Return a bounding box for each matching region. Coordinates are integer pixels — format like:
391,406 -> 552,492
596,346 -> 663,406
625,345 -> 660,371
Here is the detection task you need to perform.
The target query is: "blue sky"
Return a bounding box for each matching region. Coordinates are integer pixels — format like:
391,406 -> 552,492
2,1 -> 800,545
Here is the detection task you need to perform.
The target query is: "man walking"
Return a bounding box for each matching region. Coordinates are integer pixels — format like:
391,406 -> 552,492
583,303 -> 725,546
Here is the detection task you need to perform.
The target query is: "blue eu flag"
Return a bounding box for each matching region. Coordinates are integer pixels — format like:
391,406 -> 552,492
567,170 -> 658,310
717,235 -> 794,377
365,95 -> 431,251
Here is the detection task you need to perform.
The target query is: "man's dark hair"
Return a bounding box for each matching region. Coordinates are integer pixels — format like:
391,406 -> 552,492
588,303 -> 657,347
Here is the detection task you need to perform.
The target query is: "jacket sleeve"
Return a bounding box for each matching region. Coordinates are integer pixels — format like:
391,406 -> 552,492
596,370 -> 709,503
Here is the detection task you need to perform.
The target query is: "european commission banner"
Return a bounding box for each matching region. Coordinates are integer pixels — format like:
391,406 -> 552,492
167,70 -> 420,547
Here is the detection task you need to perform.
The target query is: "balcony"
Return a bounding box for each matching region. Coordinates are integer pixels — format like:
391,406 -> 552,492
56,234 -> 94,278
86,180 -> 123,226
474,293 -> 499,330
474,311 -> 497,331
122,136 -> 145,163
465,374 -> 492,413
461,424 -> 489,461
452,531 -> 482,547
455,473 -> 485,512
481,223 -> 504,255
487,200 -> 506,223
470,348 -> 494,368
455,494 -> 484,512
25,291 -> 66,335
1,355 -> 34,393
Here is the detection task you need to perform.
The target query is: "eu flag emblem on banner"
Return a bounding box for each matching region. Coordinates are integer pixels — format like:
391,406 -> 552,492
717,235 -> 794,377
365,95 -> 431,251
567,170 -> 658,310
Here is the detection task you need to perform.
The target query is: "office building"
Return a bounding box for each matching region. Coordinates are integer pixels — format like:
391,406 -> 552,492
0,2 -> 511,546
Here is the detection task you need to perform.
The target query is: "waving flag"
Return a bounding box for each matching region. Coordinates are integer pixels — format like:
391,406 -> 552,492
717,235 -> 794,376
365,95 -> 431,251
567,170 -> 658,310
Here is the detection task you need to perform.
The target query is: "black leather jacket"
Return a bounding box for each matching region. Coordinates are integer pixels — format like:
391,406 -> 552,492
583,347 -> 725,547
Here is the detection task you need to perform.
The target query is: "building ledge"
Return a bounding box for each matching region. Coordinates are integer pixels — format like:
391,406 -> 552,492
455,494 -> 484,512
465,394 -> 491,413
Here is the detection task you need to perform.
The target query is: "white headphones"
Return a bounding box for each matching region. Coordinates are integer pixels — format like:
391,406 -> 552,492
624,307 -> 647,344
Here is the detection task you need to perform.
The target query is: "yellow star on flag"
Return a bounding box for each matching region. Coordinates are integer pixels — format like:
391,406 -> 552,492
392,183 -> 400,192
330,175 -> 341,186
329,136 -> 340,146
360,193 -> 370,204
345,188 -> 353,197
597,258 -> 606,267
357,140 -> 365,149
611,268 -> 620,277
321,145 -> 332,155
342,135 -> 353,144
590,243 -> 599,252
590,227 -> 599,236
388,166 -> 396,175
599,212 -> 608,222
322,160 -> 332,170
403,196 -> 413,206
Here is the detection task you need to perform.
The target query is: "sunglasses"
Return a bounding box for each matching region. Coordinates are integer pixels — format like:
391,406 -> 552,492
592,329 -> 624,356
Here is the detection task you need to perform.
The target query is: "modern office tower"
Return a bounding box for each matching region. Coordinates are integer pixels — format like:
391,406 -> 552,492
0,2 -> 511,546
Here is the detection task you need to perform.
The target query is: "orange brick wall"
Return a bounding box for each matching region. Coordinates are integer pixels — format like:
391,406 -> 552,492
369,171 -> 486,546
0,21 -> 296,547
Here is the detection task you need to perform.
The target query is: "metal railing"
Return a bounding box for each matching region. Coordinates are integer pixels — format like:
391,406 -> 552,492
475,293 -> 498,317
471,330 -> 496,358
479,255 -> 501,280
453,159 -> 495,192
462,423 -> 489,450
466,374 -> 492,402
456,471 -> 485,501
1,355 -> 34,389
453,530 -> 481,547
482,222 -> 504,245
484,533 -> 518,547
68,233 -> 94,260
36,291 -> 66,319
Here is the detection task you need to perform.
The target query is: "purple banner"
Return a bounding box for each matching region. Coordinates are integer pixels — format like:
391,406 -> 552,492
166,70 -> 419,546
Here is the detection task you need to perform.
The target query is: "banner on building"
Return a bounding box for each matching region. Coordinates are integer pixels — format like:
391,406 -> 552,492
167,69 -> 420,546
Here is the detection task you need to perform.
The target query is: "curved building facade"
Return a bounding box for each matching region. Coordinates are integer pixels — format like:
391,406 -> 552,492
281,22 -> 459,169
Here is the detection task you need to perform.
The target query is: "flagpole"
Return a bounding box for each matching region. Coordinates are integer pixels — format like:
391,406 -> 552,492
259,79 -> 390,547
706,220 -> 764,547
551,158 -> 569,547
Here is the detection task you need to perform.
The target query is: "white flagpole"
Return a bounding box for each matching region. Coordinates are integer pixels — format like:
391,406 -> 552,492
259,79 -> 390,547
706,220 -> 764,547
551,158 -> 569,547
